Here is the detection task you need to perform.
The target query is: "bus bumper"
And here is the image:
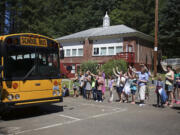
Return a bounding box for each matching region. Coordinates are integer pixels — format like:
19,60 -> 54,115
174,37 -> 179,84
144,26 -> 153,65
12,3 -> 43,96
1,96 -> 63,109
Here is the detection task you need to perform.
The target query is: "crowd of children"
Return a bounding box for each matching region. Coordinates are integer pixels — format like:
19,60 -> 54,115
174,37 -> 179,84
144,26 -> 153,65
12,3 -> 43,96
62,64 -> 180,107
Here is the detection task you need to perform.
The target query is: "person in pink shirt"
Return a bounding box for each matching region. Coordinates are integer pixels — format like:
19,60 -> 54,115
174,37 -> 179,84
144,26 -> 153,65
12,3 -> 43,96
96,71 -> 105,102
102,71 -> 106,99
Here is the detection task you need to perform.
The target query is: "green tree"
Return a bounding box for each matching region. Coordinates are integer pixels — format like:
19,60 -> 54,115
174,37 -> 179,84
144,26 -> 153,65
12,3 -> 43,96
110,0 -> 155,36
80,61 -> 98,74
159,0 -> 180,58
101,59 -> 127,76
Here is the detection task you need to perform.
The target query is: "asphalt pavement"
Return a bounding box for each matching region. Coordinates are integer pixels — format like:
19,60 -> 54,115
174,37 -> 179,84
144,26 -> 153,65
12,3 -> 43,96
0,87 -> 180,135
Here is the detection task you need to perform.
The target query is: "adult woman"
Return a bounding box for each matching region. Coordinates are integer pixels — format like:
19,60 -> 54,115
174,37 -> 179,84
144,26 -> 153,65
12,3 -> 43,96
102,71 -> 106,99
84,71 -> 92,99
173,69 -> 178,102
96,71 -> 104,102
132,65 -> 149,106
165,65 -> 174,107
176,70 -> 180,104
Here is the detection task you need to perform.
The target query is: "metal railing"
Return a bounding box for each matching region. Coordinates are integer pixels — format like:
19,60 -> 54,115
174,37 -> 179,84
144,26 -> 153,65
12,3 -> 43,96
114,52 -> 135,63
164,58 -> 180,65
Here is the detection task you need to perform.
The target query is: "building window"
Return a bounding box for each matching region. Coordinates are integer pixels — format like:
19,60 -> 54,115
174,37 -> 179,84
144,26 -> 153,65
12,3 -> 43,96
94,48 -> 99,55
66,49 -> 71,56
78,48 -> 83,56
71,64 -> 76,74
101,47 -> 106,55
108,47 -> 114,55
72,49 -> 77,56
116,46 -> 123,54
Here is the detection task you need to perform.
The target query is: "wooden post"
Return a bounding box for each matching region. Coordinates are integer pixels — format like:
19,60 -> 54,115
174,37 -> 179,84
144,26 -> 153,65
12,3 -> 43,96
154,0 -> 158,76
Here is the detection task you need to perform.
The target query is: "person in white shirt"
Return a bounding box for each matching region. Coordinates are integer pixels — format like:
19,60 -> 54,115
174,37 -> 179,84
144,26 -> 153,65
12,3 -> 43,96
113,68 -> 126,103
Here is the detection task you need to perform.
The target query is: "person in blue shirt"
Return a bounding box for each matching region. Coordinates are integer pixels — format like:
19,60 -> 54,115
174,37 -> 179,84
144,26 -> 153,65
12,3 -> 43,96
132,65 -> 149,106
62,84 -> 69,97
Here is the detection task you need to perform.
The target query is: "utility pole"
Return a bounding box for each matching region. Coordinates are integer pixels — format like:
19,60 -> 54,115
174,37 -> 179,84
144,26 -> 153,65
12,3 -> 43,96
154,0 -> 158,76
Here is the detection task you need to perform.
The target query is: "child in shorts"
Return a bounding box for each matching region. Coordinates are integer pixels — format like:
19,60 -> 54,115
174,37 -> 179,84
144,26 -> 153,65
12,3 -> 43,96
72,73 -> 79,97
130,75 -> 138,104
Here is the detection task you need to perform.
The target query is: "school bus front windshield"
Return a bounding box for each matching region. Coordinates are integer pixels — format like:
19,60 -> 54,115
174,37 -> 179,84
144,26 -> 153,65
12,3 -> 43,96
4,45 -> 60,80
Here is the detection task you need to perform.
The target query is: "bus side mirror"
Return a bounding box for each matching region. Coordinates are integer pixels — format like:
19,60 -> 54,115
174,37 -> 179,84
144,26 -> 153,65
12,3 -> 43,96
60,49 -> 64,59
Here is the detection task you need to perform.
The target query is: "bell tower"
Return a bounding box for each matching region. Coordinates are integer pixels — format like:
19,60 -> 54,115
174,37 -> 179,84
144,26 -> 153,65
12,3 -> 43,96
103,11 -> 110,27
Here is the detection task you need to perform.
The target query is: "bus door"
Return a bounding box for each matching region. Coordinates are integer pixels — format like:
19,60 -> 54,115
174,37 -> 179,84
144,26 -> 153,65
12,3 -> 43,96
0,42 -> 2,102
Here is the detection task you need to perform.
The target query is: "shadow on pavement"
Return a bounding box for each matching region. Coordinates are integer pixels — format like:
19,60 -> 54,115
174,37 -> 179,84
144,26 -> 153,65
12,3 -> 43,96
152,104 -> 165,108
63,105 -> 74,110
172,106 -> 180,110
0,127 -> 9,135
172,106 -> 180,114
1,104 -> 63,121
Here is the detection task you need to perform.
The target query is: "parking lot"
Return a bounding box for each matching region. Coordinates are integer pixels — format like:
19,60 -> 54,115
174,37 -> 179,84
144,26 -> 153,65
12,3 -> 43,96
0,92 -> 180,135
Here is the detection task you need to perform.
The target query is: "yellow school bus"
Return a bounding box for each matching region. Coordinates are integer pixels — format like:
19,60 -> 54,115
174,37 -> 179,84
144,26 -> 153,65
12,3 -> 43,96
0,33 -> 64,114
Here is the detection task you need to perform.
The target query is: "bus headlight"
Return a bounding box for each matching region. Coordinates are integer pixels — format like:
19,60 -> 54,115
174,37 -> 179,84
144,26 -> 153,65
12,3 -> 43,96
15,94 -> 20,99
8,94 -> 14,100
53,91 -> 56,96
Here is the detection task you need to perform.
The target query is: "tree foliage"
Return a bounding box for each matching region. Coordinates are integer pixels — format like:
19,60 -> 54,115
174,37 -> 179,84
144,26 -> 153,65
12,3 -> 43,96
110,0 -> 155,36
80,61 -> 98,74
0,0 -> 179,57
159,0 -> 180,58
101,59 -> 127,76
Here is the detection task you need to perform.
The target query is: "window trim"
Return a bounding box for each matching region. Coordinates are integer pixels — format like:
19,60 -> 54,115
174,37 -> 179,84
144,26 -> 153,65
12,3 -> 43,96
64,47 -> 83,57
72,49 -> 77,56
92,45 -> 123,56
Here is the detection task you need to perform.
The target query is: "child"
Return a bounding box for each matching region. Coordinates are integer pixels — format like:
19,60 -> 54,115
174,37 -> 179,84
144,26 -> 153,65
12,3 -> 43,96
113,68 -> 126,103
92,76 -> 97,101
63,84 -> 69,97
155,76 -> 168,107
72,73 -> 79,97
123,72 -> 131,103
108,76 -> 115,103
130,74 -> 138,104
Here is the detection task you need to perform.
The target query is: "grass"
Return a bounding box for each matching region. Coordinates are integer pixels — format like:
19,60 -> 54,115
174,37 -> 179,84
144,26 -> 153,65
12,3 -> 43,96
61,80 -> 74,95
148,73 -> 166,81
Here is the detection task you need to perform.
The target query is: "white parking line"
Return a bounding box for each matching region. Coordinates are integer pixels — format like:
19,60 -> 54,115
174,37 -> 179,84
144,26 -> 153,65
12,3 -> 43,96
15,120 -> 79,135
88,108 -> 127,119
34,123 -> 63,130
64,100 -> 122,110
15,107 -> 127,135
59,114 -> 81,121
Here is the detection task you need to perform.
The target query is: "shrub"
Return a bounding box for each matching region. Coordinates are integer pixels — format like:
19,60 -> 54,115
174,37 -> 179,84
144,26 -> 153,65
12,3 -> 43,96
80,61 -> 98,74
101,59 -> 128,76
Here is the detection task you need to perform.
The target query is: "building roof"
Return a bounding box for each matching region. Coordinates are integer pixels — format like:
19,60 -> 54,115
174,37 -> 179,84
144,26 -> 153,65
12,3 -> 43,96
56,24 -> 154,42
